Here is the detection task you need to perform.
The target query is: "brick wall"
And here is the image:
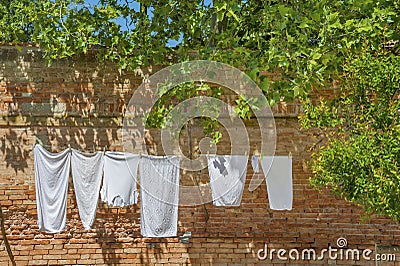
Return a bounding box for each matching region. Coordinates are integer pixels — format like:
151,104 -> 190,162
0,46 -> 399,265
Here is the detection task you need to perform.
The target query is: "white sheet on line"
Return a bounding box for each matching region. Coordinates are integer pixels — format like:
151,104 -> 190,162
207,155 -> 248,206
139,155 -> 180,238
100,152 -> 140,207
260,156 -> 292,210
71,149 -> 104,230
34,144 -> 71,233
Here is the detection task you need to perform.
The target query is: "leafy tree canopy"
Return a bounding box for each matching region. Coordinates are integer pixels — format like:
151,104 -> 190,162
301,50 -> 400,220
1,0 -> 399,103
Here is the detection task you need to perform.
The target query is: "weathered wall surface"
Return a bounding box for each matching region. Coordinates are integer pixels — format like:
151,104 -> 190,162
0,46 -> 399,265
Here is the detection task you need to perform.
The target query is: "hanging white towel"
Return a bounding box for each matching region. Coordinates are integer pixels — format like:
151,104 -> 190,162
34,144 -> 71,233
100,152 -> 140,207
251,155 -> 259,173
261,156 -> 292,210
207,155 -> 248,206
71,149 -> 104,230
140,155 -> 180,238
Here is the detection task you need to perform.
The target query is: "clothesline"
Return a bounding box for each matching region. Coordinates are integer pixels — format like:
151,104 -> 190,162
33,143 -> 251,157
34,144 -> 180,237
33,139 -> 291,159
34,135 -> 293,158
33,144 -> 292,159
33,146 -> 252,158
33,144 -> 292,237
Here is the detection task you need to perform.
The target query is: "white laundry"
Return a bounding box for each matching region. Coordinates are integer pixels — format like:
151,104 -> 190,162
100,152 -> 140,207
207,155 -> 248,206
71,149 -> 104,230
34,144 -> 71,233
251,155 -> 259,173
140,155 -> 180,238
261,156 -> 292,210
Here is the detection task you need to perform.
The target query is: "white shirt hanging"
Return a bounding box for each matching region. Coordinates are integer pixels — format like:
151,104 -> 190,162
207,155 -> 248,206
100,152 -> 140,207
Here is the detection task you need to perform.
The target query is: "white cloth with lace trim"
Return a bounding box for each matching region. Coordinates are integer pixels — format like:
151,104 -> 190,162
139,155 -> 180,237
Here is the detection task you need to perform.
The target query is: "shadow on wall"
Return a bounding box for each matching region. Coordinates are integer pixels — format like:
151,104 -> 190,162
93,207 -> 140,265
138,240 -> 191,265
0,128 -> 29,174
0,46 -> 151,173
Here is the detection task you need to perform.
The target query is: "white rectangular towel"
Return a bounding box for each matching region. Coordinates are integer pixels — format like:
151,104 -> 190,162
260,156 -> 292,210
34,144 -> 71,233
139,155 -> 180,238
100,152 -> 140,207
207,155 -> 248,206
71,149 -> 104,230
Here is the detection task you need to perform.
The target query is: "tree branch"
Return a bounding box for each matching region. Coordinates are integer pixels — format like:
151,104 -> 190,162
0,204 -> 16,266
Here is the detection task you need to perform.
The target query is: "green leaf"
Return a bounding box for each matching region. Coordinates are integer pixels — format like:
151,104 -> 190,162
286,30 -> 294,43
299,21 -> 309,29
312,52 -> 322,60
248,67 -> 259,81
